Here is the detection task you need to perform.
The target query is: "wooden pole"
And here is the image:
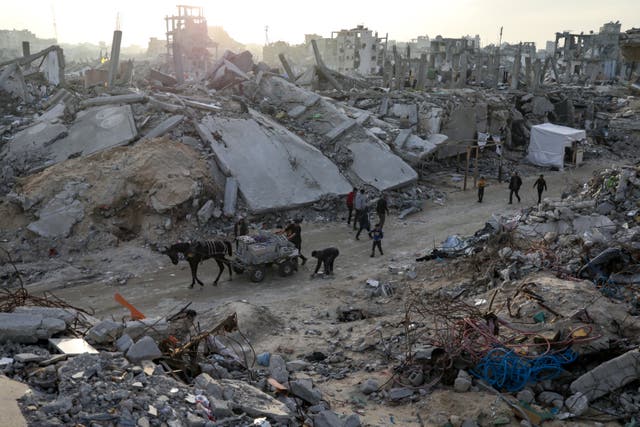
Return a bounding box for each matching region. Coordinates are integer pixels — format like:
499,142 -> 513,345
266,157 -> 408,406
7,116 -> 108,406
463,146 -> 471,190
474,145 -> 480,188
498,143 -> 503,182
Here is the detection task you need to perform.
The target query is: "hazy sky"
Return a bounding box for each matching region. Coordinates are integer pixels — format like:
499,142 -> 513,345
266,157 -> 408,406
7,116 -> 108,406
1,0 -> 638,48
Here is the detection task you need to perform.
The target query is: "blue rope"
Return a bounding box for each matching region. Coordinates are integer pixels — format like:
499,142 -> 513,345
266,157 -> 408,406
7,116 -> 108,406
471,347 -> 577,392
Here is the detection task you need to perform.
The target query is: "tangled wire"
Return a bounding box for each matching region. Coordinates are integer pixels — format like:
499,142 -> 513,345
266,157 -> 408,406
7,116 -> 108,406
471,347 -> 577,392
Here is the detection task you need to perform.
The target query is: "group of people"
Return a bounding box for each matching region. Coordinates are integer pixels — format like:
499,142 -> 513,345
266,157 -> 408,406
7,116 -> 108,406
232,171 -> 549,280
346,187 -> 388,257
477,172 -> 548,205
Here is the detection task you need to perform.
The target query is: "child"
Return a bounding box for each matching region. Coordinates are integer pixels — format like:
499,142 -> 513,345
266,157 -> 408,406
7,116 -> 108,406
478,176 -> 486,203
369,223 -> 384,257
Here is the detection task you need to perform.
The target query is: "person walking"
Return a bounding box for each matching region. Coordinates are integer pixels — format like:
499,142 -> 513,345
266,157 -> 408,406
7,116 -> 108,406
508,171 -> 522,204
533,174 -> 548,204
477,176 -> 487,203
346,188 -> 356,226
355,206 -> 371,240
354,188 -> 367,231
368,223 -> 384,257
282,218 -> 307,265
376,193 -> 390,227
233,216 -> 249,249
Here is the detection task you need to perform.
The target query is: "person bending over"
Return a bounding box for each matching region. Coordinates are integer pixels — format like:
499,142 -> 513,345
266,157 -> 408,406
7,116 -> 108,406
310,247 -> 340,277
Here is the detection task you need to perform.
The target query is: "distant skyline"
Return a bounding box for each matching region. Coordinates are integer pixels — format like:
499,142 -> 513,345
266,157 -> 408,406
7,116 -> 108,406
1,0 -> 638,49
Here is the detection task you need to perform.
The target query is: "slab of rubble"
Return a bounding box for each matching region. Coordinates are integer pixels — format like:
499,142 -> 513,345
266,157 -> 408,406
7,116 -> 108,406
198,110 -> 351,212
257,76 -> 418,191
3,105 -> 137,171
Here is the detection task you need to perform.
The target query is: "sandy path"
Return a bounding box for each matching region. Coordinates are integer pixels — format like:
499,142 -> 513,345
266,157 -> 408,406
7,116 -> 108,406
43,162 -> 604,323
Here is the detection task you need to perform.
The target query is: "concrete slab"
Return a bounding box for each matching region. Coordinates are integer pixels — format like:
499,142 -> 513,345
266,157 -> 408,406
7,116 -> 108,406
442,106 -> 476,142
257,76 -> 418,191
390,104 -> 418,125
49,105 -> 137,164
0,376 -> 29,427
348,142 -> 418,191
6,121 -> 67,157
49,338 -> 99,355
200,111 -> 351,213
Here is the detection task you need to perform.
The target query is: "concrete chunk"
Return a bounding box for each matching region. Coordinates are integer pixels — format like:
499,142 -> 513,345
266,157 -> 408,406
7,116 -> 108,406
197,199 -> 215,224
290,379 -> 322,405
126,336 -> 162,362
223,177 -> 238,217
0,313 -> 65,343
80,93 -> 146,108
13,306 -> 77,325
268,354 -> 288,384
14,353 -> 47,363
570,348 -> 640,401
123,318 -> 169,340
195,375 -> 292,422
313,410 -> 342,427
86,320 -> 124,344
116,334 -> 134,353
27,198 -> 84,238
143,115 -> 184,140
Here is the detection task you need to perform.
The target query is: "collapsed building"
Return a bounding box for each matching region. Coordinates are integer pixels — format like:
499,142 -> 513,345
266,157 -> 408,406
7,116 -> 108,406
1,9 -> 640,427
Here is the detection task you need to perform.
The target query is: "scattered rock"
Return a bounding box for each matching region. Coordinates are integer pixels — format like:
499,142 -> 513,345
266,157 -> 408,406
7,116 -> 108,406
125,336 -> 162,362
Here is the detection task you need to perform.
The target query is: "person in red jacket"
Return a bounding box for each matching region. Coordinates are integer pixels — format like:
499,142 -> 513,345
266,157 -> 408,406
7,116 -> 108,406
346,187 -> 356,226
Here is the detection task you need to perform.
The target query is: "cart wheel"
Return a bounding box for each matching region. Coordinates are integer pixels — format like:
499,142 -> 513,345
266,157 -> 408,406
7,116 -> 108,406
249,267 -> 266,283
278,261 -> 295,277
233,265 -> 245,274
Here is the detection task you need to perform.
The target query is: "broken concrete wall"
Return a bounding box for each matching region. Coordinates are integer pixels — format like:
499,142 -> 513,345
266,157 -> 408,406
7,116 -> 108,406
199,110 -> 351,213
254,76 -> 418,191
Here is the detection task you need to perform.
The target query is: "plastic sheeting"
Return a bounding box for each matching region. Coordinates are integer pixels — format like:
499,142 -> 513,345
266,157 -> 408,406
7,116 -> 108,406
526,123 -> 586,169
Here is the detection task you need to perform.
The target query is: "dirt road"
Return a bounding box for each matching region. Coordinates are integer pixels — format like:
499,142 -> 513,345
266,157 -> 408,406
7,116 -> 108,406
40,163 -> 604,324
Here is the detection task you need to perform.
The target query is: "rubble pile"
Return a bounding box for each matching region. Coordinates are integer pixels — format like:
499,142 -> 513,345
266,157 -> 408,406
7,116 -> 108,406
0,290 -> 363,427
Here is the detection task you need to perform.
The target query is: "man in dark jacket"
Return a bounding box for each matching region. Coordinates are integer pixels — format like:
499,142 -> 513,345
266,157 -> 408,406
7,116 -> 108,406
533,174 -> 548,204
509,171 -> 522,204
311,247 -> 340,276
376,194 -> 390,228
346,188 -> 356,225
282,218 -> 307,265
355,206 -> 371,240
234,217 -> 249,249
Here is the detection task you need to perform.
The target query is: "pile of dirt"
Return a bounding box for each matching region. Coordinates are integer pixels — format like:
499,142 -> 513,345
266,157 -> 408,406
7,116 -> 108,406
12,137 -> 217,245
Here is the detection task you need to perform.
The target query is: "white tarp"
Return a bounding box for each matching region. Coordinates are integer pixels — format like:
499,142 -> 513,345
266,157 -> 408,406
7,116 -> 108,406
526,123 -> 586,169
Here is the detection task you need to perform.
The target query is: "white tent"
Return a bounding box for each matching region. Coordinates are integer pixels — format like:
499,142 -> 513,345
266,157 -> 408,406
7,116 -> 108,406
526,123 -> 586,169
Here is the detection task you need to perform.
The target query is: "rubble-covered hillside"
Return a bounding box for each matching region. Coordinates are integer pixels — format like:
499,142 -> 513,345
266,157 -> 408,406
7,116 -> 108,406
1,39 -> 640,427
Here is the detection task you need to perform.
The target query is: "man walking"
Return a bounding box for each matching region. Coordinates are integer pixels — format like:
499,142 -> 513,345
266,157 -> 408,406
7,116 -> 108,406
369,223 -> 384,257
376,193 -> 390,228
354,188 -> 367,231
533,174 -> 548,204
355,206 -> 371,240
477,176 -> 486,203
346,188 -> 356,225
508,171 -> 522,204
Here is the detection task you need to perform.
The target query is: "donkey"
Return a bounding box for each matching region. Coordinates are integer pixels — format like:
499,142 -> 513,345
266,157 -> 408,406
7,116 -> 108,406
161,240 -> 233,288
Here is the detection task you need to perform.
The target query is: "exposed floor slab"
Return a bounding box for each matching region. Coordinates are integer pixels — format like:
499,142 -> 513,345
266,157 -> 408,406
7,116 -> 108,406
200,110 -> 351,212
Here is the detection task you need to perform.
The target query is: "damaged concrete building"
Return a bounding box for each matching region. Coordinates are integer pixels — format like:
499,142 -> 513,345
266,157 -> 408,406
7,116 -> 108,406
2,9 -> 640,427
